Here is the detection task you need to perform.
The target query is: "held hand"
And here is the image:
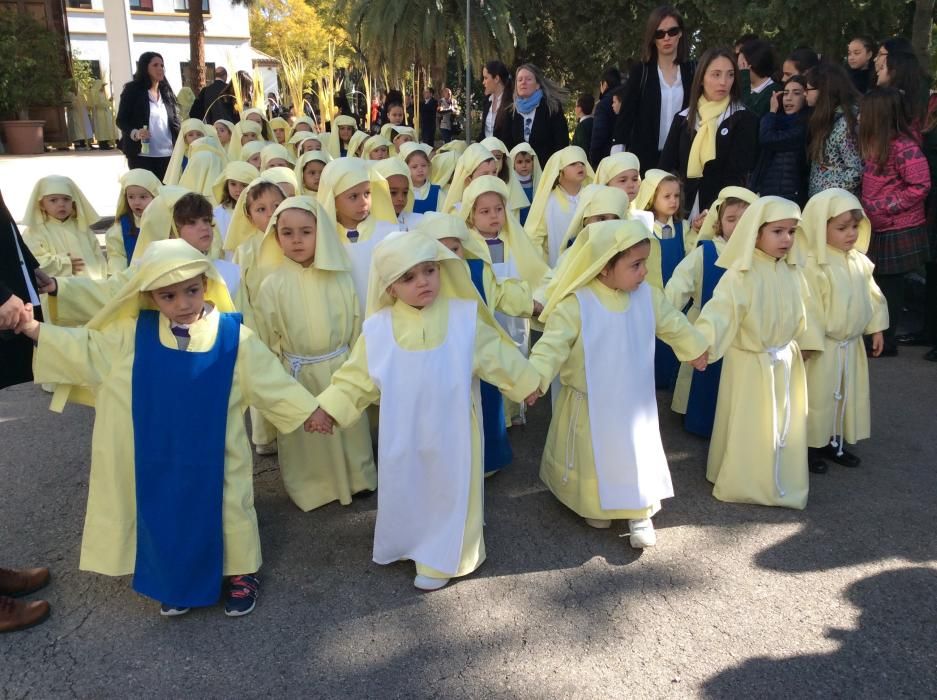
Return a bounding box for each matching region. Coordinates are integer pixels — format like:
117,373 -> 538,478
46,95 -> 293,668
524,389 -> 542,407
34,269 -> 55,295
13,303 -> 40,340
69,254 -> 86,274
0,294 -> 26,330
304,407 -> 334,434
532,300 -> 544,317
801,349 -> 815,362
689,353 -> 708,372
691,209 -> 708,231
870,332 -> 884,357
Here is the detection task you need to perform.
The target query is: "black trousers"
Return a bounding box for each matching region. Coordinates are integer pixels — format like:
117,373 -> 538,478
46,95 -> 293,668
874,272 -> 905,346
127,154 -> 171,182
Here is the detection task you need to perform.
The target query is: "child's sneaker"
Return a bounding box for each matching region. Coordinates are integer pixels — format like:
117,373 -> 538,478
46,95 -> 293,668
413,574 -> 449,591
224,574 -> 259,617
159,604 -> 190,617
626,518 -> 657,548
584,517 -> 612,529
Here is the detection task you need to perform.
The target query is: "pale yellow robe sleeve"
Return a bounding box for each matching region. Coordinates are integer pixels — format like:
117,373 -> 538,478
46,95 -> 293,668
795,268 -> 825,352
862,256 -> 889,334
651,286 -> 709,361
104,222 -> 129,276
487,267 -> 534,318
316,336 -> 381,428
33,321 -> 133,386
529,296 -> 581,394
695,270 -> 745,363
236,328 -> 318,433
665,245 -> 704,311
23,226 -> 73,277
49,271 -> 129,326
473,317 -> 541,401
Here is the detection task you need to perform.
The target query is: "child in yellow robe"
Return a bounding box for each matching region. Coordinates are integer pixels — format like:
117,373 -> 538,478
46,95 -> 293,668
595,152 -> 642,203
665,186 -> 756,436
524,146 -> 595,267
295,151 -> 328,196
695,196 -> 824,510
164,118 -> 209,185
212,161 -> 260,247
529,220 -> 709,546
327,115 -> 358,158
361,135 -> 393,162
23,176 -> 105,282
213,119 -> 235,149
373,158 -> 418,228
509,142 -> 541,226
105,169 -> 162,275
260,143 -> 296,171
480,136 -> 531,218
798,189 -> 889,472
289,131 -> 326,157
14,239 -> 320,617
441,143 -> 499,213
399,142 -> 445,214
309,231 -> 541,590
178,136 -> 228,201
268,116 -> 290,144
254,197 -> 377,510
227,120 -> 264,161
430,150 -> 458,190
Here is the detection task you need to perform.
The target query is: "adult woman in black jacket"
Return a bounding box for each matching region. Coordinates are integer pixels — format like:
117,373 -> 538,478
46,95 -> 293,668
116,52 -> 181,181
478,60 -> 513,144
613,5 -> 696,173
659,47 -> 759,216
506,63 -> 569,166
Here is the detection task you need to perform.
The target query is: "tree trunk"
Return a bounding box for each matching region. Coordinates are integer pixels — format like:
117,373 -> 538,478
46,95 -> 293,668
189,2 -> 206,92
911,0 -> 935,66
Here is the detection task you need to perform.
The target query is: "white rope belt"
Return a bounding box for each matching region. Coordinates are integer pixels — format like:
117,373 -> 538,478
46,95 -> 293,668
829,336 -> 859,456
283,345 -> 349,378
765,344 -> 793,498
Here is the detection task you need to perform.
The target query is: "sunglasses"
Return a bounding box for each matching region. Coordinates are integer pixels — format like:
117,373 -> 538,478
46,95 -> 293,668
655,26 -> 682,40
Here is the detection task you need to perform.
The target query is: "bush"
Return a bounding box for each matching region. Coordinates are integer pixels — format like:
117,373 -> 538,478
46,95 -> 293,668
0,12 -> 67,119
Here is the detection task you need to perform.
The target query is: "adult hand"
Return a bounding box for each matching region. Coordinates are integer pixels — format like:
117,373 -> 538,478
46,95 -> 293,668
35,270 -> 56,295
13,303 -> 40,340
0,293 -> 25,330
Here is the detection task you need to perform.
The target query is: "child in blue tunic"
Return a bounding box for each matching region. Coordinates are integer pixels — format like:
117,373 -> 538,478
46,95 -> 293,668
15,240 -> 320,618
400,143 -> 443,214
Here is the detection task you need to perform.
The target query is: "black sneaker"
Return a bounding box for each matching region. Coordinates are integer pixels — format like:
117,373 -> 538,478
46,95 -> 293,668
160,604 -> 190,617
820,444 -> 861,468
224,574 -> 259,617
808,448 -> 828,474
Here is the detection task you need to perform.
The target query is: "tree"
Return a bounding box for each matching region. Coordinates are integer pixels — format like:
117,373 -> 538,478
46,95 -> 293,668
189,0 -> 256,92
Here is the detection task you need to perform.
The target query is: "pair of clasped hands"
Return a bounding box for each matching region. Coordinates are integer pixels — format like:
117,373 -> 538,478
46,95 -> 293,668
303,352 -> 709,435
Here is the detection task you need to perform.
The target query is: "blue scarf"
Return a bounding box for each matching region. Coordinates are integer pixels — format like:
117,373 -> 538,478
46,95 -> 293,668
514,89 -> 543,115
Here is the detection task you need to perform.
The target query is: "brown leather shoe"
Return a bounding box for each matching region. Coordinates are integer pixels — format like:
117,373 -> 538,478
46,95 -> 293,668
0,596 -> 50,633
0,567 -> 51,597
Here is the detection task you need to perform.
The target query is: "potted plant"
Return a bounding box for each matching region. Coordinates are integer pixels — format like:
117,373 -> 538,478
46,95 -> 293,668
0,12 -> 66,154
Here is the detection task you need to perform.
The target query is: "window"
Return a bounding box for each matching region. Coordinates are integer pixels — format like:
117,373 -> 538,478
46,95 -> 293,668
129,0 -> 153,10
174,0 -> 210,11
180,62 -> 216,89
67,1 -> 93,8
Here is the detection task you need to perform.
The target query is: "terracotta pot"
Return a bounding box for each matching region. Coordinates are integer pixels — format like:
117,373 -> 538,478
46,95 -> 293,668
1,120 -> 45,155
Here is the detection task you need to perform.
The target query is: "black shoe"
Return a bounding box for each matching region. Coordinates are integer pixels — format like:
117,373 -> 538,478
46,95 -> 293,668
925,347 -> 937,362
808,448 -> 829,474
896,331 -> 933,346
820,443 -> 861,468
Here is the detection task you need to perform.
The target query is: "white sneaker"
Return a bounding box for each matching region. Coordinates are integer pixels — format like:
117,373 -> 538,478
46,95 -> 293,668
255,440 -> 277,456
413,574 -> 450,591
584,517 -> 612,529
627,518 -> 657,548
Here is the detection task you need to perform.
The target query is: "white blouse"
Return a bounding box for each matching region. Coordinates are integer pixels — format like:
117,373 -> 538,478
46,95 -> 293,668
657,66 -> 684,152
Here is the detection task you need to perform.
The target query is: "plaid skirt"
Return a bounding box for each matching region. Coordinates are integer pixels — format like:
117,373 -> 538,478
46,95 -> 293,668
868,225 -> 930,275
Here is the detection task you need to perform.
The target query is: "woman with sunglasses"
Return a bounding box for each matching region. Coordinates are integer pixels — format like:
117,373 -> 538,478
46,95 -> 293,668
612,5 -> 696,174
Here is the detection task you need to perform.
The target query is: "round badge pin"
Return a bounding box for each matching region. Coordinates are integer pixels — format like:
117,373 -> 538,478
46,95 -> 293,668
720,127 -> 729,136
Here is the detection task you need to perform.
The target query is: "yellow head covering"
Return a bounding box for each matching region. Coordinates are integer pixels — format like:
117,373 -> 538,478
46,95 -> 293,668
632,168 -> 677,212
178,136 -> 228,202
115,169 -> 162,221
508,142 -> 543,191
227,119 -> 264,160
541,219 -> 652,320
288,131 -> 327,157
223,177 -> 288,253
241,108 -> 269,134
268,116 -> 290,139
480,136 -> 531,212
288,116 -> 318,138
132,185 -> 222,262
346,131 -> 369,158
213,119 -> 235,145
326,115 -> 358,158
211,161 -> 260,206
258,195 -> 352,272
316,157 -> 397,226
24,175 -> 99,230
239,140 -> 266,167
717,196 -> 802,271
414,211 -> 491,264
430,150 -> 458,187
385,125 -> 417,151
294,150 -> 331,195
372,158 -> 415,213
438,140 -> 468,154
164,118 -> 208,185
460,175 -> 549,289
797,188 -> 871,264
595,151 -> 641,186
523,146 -> 595,237
260,142 -> 296,170
49,238 -> 236,413
263,166 -> 299,197
360,134 -> 393,160
559,184 -> 631,251
398,141 -> 432,164
441,143 -> 496,212
687,96 -> 731,179
696,186 -> 757,242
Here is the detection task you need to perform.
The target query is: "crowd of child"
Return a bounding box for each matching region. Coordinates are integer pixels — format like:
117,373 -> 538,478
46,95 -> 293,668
7,26 -> 930,623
